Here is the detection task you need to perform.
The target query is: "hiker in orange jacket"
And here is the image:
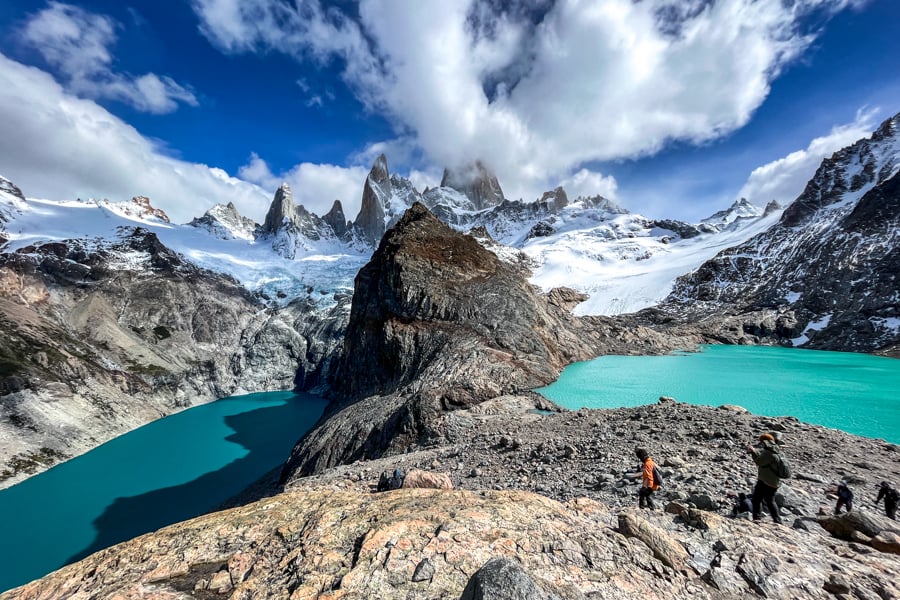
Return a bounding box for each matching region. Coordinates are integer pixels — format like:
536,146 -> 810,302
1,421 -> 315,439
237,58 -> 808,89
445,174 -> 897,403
635,447 -> 660,509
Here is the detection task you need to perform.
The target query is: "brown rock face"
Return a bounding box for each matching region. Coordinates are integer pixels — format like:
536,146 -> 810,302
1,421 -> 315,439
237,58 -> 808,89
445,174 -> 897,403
331,202 -> 580,403
281,203 -> 690,479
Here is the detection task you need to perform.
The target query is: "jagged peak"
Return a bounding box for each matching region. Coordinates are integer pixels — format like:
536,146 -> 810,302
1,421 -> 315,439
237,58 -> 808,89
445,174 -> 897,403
439,160 -> 505,210
262,182 -> 296,235
701,197 -> 762,225
872,111 -> 900,141
539,186 -> 568,210
326,199 -> 344,215
369,154 -> 390,184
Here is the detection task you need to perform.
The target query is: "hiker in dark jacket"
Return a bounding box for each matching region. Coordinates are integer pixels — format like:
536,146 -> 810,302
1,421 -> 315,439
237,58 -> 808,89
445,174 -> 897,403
832,480 -> 854,514
875,481 -> 898,520
745,433 -> 784,524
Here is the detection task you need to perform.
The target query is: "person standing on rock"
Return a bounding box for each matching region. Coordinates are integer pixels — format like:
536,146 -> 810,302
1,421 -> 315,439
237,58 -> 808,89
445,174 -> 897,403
875,481 -> 898,520
745,433 -> 784,524
634,447 -> 660,509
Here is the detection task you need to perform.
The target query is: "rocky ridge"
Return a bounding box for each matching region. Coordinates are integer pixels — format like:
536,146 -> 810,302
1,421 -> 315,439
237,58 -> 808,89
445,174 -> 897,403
653,112 -> 900,355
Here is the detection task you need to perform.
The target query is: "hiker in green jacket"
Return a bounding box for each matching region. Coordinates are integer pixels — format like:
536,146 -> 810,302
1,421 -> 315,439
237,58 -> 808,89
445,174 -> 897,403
745,433 -> 784,524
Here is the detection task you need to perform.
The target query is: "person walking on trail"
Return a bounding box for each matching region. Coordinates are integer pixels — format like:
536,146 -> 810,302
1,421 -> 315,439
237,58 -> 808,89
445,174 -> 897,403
634,447 -> 661,509
745,433 -> 787,524
832,480 -> 854,515
875,481 -> 899,520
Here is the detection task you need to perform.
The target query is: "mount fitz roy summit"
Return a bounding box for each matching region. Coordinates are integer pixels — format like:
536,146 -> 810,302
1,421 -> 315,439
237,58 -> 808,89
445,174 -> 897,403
0,113 -> 898,491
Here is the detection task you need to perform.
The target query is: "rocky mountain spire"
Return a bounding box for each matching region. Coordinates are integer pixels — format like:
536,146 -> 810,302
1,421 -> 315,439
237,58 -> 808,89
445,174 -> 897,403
440,160 -> 505,210
323,200 -> 350,239
353,155 -> 391,245
262,183 -> 295,235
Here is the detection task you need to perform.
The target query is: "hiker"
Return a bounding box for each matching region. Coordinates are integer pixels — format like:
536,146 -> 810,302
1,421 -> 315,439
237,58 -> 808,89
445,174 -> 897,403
376,468 -> 405,492
634,447 -> 661,509
831,480 -> 854,514
731,492 -> 753,517
875,481 -> 898,520
745,433 -> 789,524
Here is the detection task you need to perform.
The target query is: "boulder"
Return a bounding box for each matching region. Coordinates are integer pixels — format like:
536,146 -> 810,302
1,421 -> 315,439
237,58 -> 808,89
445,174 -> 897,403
617,511 -> 689,571
818,509 -> 900,541
460,557 -> 565,600
871,531 -> 900,555
402,469 -> 453,490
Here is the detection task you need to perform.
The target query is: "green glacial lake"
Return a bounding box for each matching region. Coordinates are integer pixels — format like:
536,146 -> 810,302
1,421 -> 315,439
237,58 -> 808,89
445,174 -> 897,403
0,391 -> 328,594
537,345 -> 900,443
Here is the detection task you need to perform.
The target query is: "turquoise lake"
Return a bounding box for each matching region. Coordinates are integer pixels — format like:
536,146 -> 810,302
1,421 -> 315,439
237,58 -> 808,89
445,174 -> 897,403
0,391 -> 328,594
537,345 -> 900,443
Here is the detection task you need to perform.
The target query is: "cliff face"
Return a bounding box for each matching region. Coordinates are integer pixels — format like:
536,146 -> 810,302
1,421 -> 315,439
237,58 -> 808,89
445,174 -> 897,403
656,113 -> 900,355
281,203 -> 691,479
0,228 -> 338,488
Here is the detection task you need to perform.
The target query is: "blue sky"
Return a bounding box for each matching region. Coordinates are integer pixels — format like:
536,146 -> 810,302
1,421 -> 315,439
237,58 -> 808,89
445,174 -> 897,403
0,0 -> 897,223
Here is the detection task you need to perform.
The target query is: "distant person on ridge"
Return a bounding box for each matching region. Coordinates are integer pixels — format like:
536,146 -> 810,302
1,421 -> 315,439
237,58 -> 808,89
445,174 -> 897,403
875,481 -> 898,520
831,480 -> 854,515
746,433 -> 789,524
634,447 -> 661,509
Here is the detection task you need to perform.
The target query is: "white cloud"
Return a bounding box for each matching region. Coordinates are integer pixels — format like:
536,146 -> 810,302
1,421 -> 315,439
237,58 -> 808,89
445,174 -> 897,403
737,109 -> 879,206
21,2 -> 198,114
192,0 -> 866,199
556,169 -> 619,202
239,154 -> 368,217
0,53 -> 268,223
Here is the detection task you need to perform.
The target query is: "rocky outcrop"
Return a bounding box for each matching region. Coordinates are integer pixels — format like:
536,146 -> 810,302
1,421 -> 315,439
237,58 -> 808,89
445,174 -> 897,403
440,160 -> 505,210
281,203 -> 694,480
654,112 -> 900,355
127,196 -> 170,223
0,228 -> 334,487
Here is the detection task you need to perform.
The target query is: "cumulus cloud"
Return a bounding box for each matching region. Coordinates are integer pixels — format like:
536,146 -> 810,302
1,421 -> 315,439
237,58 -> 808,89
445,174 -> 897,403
0,53 -> 268,223
21,2 -> 198,114
239,153 -> 368,217
556,169 -> 619,202
191,0 -> 866,201
737,109 -> 879,206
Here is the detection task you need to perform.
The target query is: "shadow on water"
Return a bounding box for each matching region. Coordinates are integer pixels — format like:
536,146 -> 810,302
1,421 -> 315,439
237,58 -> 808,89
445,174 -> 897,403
65,397 -> 325,566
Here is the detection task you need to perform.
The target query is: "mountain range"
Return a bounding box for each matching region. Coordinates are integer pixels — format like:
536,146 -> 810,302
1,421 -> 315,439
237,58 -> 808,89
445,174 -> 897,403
0,112 -> 898,490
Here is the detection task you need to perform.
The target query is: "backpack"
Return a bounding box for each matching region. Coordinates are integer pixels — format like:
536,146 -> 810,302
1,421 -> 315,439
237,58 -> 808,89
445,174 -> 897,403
652,465 -> 664,488
773,452 -> 791,479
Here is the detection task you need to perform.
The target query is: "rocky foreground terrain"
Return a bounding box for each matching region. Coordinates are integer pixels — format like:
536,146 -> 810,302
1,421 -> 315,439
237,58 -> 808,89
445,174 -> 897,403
6,396 -> 900,600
